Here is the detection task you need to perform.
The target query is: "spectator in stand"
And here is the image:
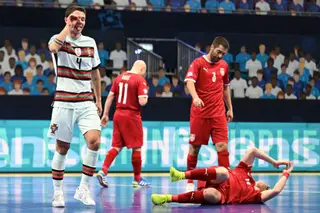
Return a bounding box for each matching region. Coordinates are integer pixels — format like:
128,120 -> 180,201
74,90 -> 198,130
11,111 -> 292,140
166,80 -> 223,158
171,75 -> 183,96
307,0 -> 320,12
161,83 -> 173,97
101,81 -> 108,97
287,53 -> 299,76
230,70 -> 248,98
184,4 -> 191,12
290,0 -> 304,12
149,0 -> 165,11
314,71 -> 320,91
24,58 -> 37,76
47,72 -> 56,94
18,38 -> 30,55
205,0 -> 219,13
181,85 -> 192,98
236,46 -> 251,72
158,68 -> 170,86
298,58 -> 310,83
305,84 -> 316,99
0,40 -> 11,55
112,0 -> 130,10
11,65 -> 26,83
219,0 -> 236,14
0,50 -> 6,74
22,72 -> 34,91
149,74 -> 162,97
77,0 -> 93,8
16,50 -> 28,71
246,76 -> 263,99
185,0 -> 201,12
31,79 -> 45,95
261,83 -> 276,99
106,73 -> 118,92
7,57 -> 16,76
246,52 -> 262,78
222,50 -> 233,65
309,78 -> 320,98
57,0 -> 74,8
37,40 -> 51,60
273,45 -> 285,72
255,0 -> 271,15
273,0 -> 287,14
8,80 -> 23,95
22,88 -> 30,95
32,65 -> 48,86
0,87 -> 6,95
263,58 -> 277,83
39,53 -> 49,70
110,42 -> 127,70
98,42 -> 109,67
238,0 -> 250,14
131,0 -> 148,11
43,59 -> 55,76
100,67 -> 112,86
165,4 -> 172,12
292,71 -> 304,97
285,84 -> 297,99
0,72 -> 13,92
278,64 -> 291,90
277,91 -> 285,99
305,53 -> 318,77
257,69 -> 266,90
155,87 -> 162,97
25,45 -> 41,65
270,77 -> 282,96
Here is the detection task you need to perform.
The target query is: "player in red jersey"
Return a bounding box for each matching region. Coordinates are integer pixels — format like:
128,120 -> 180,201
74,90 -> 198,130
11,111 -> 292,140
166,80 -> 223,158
184,36 -> 233,192
151,147 -> 293,205
97,60 -> 151,187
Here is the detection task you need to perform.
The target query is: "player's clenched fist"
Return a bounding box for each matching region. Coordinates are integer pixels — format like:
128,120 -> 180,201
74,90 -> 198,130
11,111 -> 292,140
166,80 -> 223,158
100,115 -> 109,127
193,97 -> 204,108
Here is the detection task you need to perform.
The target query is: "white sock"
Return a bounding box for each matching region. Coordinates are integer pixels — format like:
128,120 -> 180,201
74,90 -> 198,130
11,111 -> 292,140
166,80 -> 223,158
52,151 -> 66,192
80,149 -> 98,189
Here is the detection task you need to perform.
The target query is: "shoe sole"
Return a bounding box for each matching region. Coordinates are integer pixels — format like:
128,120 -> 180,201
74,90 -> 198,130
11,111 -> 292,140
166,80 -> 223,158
96,174 -> 108,188
52,203 -> 65,208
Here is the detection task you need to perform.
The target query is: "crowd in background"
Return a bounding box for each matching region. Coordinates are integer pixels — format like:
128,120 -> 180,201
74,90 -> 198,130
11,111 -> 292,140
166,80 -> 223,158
0,38 -> 319,100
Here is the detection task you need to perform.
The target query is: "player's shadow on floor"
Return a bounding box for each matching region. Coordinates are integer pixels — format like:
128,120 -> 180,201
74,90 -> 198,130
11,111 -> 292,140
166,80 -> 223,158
152,203 -> 275,213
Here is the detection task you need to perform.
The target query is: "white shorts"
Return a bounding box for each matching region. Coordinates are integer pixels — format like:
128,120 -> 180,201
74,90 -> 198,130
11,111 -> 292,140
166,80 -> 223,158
47,103 -> 101,143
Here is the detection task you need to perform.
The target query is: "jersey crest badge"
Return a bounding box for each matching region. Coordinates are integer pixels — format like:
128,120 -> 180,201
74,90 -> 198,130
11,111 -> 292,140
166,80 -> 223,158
187,72 -> 193,77
189,134 -> 195,142
75,48 -> 82,57
220,68 -> 225,76
50,124 -> 58,134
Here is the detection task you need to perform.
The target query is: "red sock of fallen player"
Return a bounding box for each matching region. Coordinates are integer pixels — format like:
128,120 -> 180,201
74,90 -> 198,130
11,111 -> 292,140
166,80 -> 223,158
102,148 -> 119,174
187,154 -> 198,183
185,166 -> 217,181
172,190 -> 205,203
218,151 -> 230,168
132,150 -> 142,182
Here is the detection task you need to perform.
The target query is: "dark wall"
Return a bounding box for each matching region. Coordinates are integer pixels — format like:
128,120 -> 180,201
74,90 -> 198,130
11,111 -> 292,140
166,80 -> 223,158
0,96 -> 319,122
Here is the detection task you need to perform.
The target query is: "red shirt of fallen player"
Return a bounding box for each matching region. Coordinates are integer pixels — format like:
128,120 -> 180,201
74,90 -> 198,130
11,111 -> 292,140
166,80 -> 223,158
185,57 -> 230,118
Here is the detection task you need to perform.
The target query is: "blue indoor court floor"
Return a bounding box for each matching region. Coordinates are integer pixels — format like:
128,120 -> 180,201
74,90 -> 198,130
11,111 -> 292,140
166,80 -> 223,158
0,174 -> 319,213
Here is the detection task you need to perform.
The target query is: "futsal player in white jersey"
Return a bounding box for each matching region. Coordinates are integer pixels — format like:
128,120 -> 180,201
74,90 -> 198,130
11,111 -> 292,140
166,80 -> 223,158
47,5 -> 102,207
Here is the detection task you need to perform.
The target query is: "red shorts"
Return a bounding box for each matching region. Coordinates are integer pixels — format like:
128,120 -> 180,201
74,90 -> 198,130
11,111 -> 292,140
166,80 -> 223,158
189,116 -> 228,145
112,112 -> 143,149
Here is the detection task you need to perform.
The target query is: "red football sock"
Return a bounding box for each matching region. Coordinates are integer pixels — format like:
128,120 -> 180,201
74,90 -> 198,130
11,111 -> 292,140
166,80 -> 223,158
172,190 -> 205,203
218,151 -> 230,168
132,150 -> 142,182
187,154 -> 198,183
102,148 -> 119,174
185,166 -> 217,181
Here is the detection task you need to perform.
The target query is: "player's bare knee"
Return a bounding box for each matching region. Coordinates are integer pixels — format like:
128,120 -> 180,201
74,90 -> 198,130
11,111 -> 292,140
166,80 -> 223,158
216,167 -> 229,181
215,142 -> 228,152
114,147 -> 122,152
56,140 -> 70,155
203,188 -> 221,204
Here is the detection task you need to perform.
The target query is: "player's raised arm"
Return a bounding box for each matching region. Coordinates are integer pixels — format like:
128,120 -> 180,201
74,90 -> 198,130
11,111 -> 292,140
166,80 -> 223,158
240,147 -> 289,168
49,18 -> 71,53
261,162 -> 294,202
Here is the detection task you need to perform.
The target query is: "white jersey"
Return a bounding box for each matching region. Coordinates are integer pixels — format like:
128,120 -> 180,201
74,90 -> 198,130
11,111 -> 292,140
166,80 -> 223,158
49,34 -> 100,108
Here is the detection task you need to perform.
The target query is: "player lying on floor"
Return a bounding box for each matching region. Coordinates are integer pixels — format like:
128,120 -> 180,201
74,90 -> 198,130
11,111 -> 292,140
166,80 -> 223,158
151,147 -> 294,205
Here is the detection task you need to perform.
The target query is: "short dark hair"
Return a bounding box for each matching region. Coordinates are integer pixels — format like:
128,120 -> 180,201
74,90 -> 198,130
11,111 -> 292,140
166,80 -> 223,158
212,37 -> 229,50
293,70 -> 300,75
65,5 -> 86,17
37,79 -> 44,84
152,74 -> 159,79
281,63 -> 287,68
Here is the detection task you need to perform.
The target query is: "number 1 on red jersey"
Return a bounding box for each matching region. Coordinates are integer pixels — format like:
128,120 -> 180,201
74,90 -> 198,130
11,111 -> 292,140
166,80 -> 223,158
118,82 -> 128,104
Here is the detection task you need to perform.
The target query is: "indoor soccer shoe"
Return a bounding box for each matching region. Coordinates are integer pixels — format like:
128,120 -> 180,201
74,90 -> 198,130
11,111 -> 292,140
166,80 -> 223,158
170,167 -> 185,182
132,178 -> 151,188
52,190 -> 65,207
74,186 -> 96,206
97,170 -> 109,187
151,194 -> 171,205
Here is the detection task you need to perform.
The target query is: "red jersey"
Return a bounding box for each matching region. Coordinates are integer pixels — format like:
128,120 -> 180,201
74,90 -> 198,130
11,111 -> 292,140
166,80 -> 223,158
184,56 -> 230,118
215,162 -> 262,204
110,72 -> 148,117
